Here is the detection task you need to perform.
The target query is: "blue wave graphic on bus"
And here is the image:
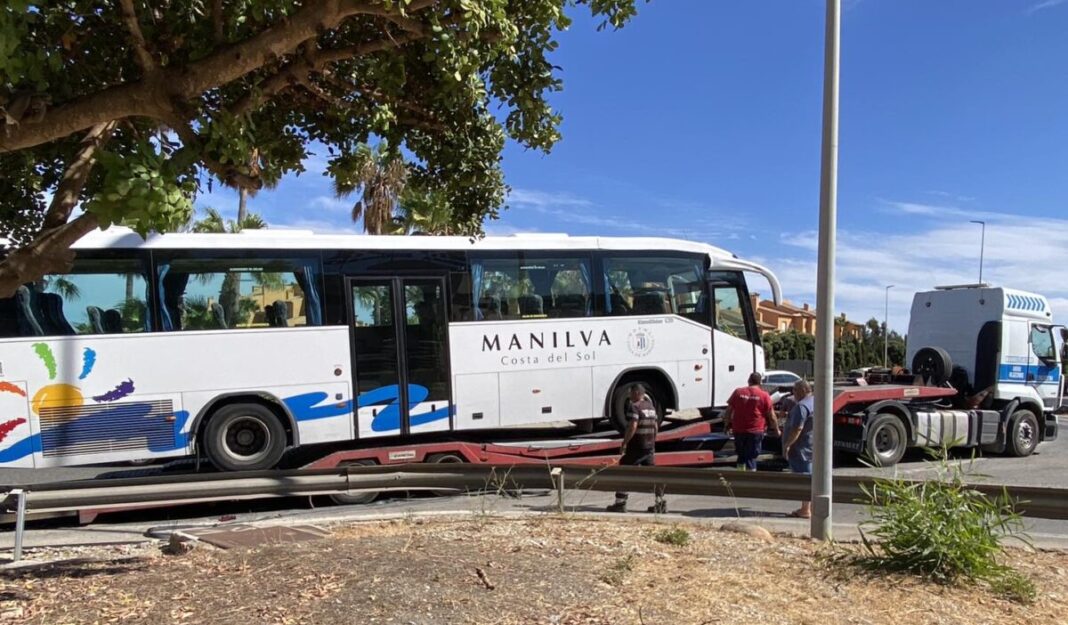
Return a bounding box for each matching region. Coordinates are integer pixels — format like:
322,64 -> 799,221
0,405 -> 191,463
284,385 -> 451,432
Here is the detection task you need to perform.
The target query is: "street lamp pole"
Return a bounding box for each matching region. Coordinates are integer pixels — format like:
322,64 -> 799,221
970,220 -> 985,284
884,285 -> 894,367
811,0 -> 841,542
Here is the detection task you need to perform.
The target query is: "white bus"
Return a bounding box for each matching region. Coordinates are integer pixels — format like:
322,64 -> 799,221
0,228 -> 781,471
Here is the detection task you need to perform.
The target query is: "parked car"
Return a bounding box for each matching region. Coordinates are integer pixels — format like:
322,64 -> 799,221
762,370 -> 802,404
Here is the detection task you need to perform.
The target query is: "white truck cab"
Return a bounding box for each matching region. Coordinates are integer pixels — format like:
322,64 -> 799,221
905,284 -> 1061,453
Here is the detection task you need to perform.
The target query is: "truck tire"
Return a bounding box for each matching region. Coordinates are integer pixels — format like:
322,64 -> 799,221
203,403 -> 287,471
331,458 -> 380,505
864,413 -> 908,467
911,346 -> 953,386
609,383 -> 665,434
427,453 -> 465,497
1007,409 -> 1039,457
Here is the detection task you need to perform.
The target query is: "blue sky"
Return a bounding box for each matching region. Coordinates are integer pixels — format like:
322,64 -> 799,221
197,0 -> 1068,331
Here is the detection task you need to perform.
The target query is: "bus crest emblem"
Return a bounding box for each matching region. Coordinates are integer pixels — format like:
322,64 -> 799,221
627,328 -> 654,357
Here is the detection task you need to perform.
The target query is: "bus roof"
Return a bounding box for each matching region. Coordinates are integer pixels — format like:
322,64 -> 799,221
69,227 -> 784,304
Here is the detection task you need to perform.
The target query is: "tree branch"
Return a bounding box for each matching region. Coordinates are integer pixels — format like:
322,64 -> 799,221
212,0 -> 225,44
0,0 -> 443,152
118,0 -> 156,74
42,121 -> 118,231
0,213 -> 101,298
165,117 -> 263,191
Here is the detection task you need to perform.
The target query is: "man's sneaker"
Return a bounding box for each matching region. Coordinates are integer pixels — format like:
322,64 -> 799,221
606,501 -> 627,513
646,501 -> 667,514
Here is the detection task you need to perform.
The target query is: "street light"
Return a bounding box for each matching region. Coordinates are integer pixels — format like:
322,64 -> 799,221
970,220 -> 985,285
884,285 -> 894,367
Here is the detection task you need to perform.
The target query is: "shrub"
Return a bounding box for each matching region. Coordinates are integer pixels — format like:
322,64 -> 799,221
843,451 -> 1035,603
654,527 -> 691,547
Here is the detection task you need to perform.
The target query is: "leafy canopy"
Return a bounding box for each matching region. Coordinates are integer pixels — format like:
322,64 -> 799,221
0,0 -> 641,291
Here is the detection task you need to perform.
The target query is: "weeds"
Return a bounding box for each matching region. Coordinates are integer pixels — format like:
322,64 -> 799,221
654,526 -> 691,547
838,447 -> 1036,604
599,554 -> 636,586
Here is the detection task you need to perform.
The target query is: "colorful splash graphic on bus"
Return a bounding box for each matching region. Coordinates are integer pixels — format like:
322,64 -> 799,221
0,343 -> 189,464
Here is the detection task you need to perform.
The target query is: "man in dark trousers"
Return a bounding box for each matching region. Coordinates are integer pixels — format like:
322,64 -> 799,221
722,372 -> 780,471
606,383 -> 666,513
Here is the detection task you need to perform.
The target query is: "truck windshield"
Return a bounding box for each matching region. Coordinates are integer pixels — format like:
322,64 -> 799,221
1031,325 -> 1056,361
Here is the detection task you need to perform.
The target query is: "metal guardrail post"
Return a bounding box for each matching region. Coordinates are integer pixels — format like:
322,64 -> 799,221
551,467 -> 564,513
12,489 -> 26,563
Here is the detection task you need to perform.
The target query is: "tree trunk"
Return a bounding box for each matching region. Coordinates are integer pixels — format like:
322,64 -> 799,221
238,187 -> 248,225
125,274 -> 135,301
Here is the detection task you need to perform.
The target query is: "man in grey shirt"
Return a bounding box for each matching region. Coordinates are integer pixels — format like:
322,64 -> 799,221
781,379 -> 814,518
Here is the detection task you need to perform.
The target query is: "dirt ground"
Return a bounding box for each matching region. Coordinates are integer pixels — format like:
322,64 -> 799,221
2,516 -> 1067,625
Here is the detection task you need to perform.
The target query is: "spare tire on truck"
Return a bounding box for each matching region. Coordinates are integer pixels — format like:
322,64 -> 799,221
911,346 -> 953,386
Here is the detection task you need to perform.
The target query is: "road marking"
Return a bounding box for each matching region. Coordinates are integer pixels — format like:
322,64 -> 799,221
888,457 -> 989,475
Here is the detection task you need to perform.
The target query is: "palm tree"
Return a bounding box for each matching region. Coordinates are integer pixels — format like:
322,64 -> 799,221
188,208 -> 272,327
334,142 -> 408,235
391,187 -> 456,235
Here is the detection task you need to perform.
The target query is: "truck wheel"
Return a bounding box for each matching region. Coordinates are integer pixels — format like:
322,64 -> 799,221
609,383 -> 664,434
911,347 -> 953,386
864,413 -> 907,467
1007,409 -> 1039,457
203,403 -> 287,471
331,459 -> 379,505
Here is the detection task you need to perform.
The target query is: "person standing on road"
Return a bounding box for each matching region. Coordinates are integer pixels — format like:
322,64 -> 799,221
722,372 -> 779,471
606,383 -> 667,514
781,379 -> 815,518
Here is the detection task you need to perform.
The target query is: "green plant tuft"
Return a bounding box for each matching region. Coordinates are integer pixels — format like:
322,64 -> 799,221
654,526 -> 691,547
839,448 -> 1036,604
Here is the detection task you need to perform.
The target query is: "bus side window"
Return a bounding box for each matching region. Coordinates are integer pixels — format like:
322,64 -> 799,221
602,256 -> 709,325
157,257 -> 323,331
0,257 -> 153,337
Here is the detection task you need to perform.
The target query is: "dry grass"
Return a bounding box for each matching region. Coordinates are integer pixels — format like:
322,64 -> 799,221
2,517 -> 1067,624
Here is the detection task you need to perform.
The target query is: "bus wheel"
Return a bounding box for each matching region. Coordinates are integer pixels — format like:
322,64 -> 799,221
203,403 -> 287,472
864,413 -> 907,467
609,383 -> 664,434
426,453 -> 465,497
1007,409 -> 1039,457
331,459 -> 379,505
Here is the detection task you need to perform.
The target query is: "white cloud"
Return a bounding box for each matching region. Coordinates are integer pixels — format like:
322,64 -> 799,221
761,205 -> 1068,332
310,195 -> 351,213
1028,0 -> 1067,14
507,188 -> 594,209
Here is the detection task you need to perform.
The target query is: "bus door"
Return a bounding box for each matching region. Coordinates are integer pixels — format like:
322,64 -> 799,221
708,272 -> 757,405
348,277 -> 452,438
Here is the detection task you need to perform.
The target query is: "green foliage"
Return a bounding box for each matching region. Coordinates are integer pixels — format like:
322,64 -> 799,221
840,451 -> 1035,604
85,145 -> 196,237
653,526 -> 690,547
761,319 -> 906,373
1,0 -> 645,255
599,554 -> 636,586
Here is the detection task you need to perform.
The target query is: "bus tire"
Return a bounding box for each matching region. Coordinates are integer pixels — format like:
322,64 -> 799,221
331,459 -> 379,505
609,383 -> 664,434
864,413 -> 907,467
203,403 -> 287,472
426,453 -> 465,497
1007,409 -> 1039,457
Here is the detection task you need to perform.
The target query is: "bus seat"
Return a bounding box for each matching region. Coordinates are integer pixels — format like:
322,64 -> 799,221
553,294 -> 587,317
102,309 -> 123,333
478,296 -> 502,320
271,300 -> 289,327
39,292 -> 76,335
451,295 -> 474,321
210,302 -> 228,329
633,290 -> 669,315
609,293 -> 630,315
15,286 -> 44,336
517,294 -> 544,316
0,296 -> 19,337
86,306 -> 105,334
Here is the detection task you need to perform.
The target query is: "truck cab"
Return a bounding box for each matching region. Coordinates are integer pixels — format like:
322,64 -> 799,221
906,284 -> 1061,451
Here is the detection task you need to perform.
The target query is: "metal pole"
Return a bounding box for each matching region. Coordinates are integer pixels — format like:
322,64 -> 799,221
12,489 -> 26,562
812,0 -> 841,542
970,220 -> 985,284
884,285 -> 894,367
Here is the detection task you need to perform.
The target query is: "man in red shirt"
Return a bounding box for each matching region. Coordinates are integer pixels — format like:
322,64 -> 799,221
722,372 -> 780,471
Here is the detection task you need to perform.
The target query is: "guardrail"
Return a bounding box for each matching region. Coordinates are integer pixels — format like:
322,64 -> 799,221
4,463 -> 1066,520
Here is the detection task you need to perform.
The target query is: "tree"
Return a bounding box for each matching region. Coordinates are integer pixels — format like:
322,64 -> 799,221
337,141 -> 408,234
188,206 -> 272,326
390,186 -> 458,235
0,0 -> 641,296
